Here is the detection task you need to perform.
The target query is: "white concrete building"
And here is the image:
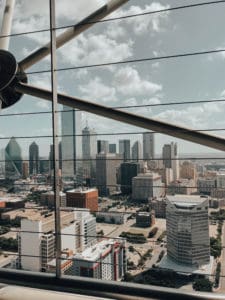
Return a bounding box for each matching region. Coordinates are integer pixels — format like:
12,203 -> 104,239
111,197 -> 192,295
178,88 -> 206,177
71,239 -> 126,281
18,209 -> 96,272
96,211 -> 130,224
74,208 -> 96,251
132,172 -> 163,202
216,169 -> 225,188
197,178 -> 216,195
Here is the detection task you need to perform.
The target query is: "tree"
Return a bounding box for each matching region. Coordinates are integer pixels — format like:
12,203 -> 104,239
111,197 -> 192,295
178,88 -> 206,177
128,245 -> 135,252
148,227 -> 158,238
193,278 -> 213,292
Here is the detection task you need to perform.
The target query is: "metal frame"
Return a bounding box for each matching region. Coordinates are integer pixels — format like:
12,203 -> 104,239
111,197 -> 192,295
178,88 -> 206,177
0,269 -> 224,300
49,0 -> 61,278
1,0 -> 225,298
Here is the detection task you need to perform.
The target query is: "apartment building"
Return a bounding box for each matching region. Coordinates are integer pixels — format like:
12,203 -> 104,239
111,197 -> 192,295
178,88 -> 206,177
18,209 -> 96,271
71,239 -> 126,281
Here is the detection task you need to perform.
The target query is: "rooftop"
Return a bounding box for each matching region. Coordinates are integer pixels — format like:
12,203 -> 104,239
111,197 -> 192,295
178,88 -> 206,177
167,195 -> 208,206
74,239 -> 117,262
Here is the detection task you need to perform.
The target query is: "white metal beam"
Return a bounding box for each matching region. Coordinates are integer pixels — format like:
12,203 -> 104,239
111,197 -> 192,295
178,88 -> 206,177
0,0 -> 15,50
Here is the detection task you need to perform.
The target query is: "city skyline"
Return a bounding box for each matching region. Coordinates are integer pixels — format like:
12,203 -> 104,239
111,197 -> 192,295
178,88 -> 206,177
0,0 -> 224,156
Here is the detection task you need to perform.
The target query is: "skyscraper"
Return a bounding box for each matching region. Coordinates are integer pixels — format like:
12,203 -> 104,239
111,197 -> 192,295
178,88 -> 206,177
82,126 -> 97,180
143,132 -> 154,163
0,149 -> 5,178
97,140 -> 109,154
96,153 -> 122,196
29,142 -> 39,175
120,162 -> 141,194
5,137 -> 23,179
61,106 -> 82,181
166,195 -> 210,267
131,141 -> 142,162
49,143 -> 62,176
162,142 -> 179,181
119,139 -> 130,161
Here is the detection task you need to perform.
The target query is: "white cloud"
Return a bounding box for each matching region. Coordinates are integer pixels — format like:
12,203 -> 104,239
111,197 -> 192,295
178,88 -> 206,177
155,102 -> 225,129
108,2 -> 170,35
29,73 -> 51,90
14,0 -> 105,22
79,77 -> 116,103
59,33 -> 133,66
104,24 -> 126,39
114,66 -> 162,96
12,0 -> 107,46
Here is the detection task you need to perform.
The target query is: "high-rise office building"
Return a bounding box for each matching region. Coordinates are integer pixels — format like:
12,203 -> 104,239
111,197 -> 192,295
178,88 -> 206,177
5,137 -> 23,179
180,161 -> 197,181
22,161 -> 29,179
96,153 -> 122,196
97,140 -> 109,154
109,143 -> 116,154
29,142 -> 39,175
132,172 -> 163,202
120,162 -> 142,194
61,106 -> 82,181
162,142 -> 179,181
0,149 -> 5,178
131,141 -> 142,162
119,139 -> 130,161
143,132 -> 154,162
82,126 -> 97,180
166,195 -> 210,267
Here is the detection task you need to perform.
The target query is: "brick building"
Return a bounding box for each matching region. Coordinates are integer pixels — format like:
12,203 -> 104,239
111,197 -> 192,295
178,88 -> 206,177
66,188 -> 98,212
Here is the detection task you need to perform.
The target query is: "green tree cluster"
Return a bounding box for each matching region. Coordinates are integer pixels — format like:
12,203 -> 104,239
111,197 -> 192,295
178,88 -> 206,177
210,237 -> 222,258
192,278 -> 213,292
148,227 -> 158,238
0,226 -> 10,235
157,231 -> 166,243
214,262 -> 221,288
120,232 -> 147,244
0,237 -> 18,251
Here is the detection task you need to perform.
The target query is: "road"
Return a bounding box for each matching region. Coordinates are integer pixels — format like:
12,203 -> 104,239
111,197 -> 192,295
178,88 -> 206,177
107,219 -> 136,238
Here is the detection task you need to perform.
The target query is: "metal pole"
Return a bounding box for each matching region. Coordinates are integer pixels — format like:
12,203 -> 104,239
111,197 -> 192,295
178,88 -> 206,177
0,0 -> 15,50
49,0 -> 61,278
16,82 -> 225,152
19,0 -> 129,70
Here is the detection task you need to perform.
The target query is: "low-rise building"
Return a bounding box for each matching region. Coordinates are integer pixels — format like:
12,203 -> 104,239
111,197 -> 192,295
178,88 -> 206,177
211,188 -> 225,199
136,211 -> 155,228
168,179 -> 196,195
66,188 -> 98,213
197,178 -> 216,195
150,198 -> 167,218
40,191 -> 66,208
96,211 -> 130,224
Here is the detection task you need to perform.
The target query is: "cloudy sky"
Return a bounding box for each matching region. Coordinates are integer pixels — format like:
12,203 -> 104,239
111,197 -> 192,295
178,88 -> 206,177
0,0 -> 225,157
